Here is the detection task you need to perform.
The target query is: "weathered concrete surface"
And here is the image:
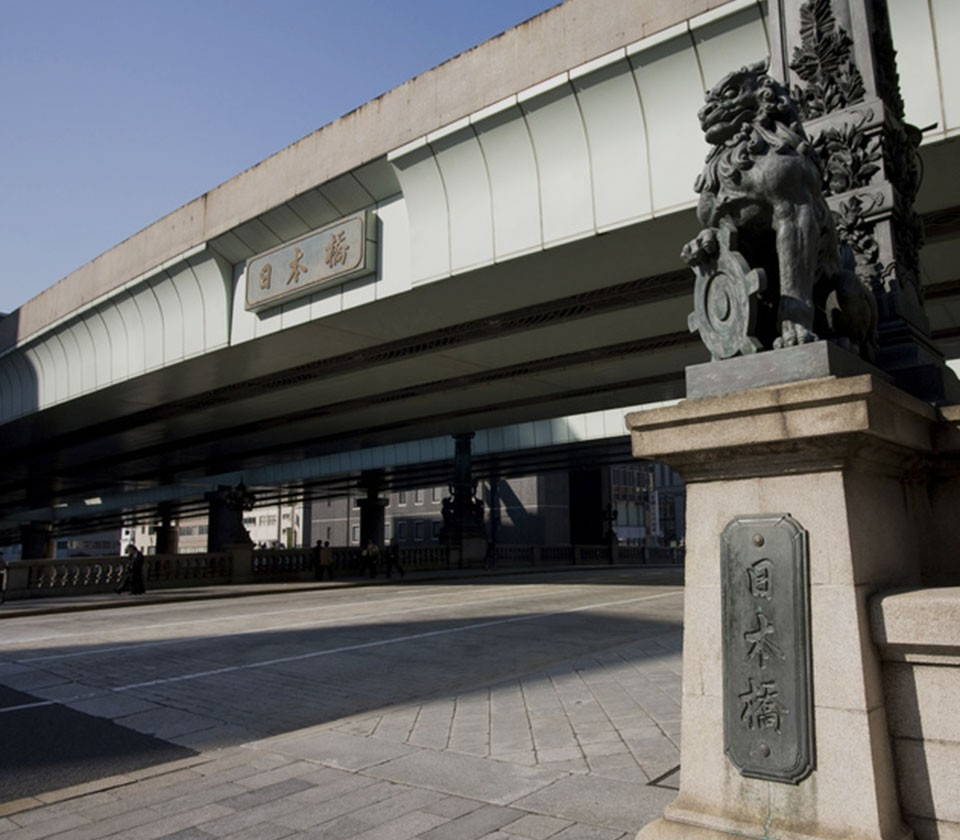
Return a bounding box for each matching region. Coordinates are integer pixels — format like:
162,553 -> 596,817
2,0 -> 733,350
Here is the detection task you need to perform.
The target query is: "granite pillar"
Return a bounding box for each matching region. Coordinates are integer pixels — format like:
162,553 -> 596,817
627,374 -> 944,840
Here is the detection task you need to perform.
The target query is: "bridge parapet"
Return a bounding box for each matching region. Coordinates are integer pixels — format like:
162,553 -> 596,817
0,543 -> 683,601
1,551 -> 234,600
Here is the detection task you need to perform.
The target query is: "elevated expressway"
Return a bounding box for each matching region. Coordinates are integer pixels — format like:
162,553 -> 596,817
1,0 -> 958,542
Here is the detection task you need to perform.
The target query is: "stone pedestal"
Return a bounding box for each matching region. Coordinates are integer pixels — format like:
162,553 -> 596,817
206,485 -> 254,552
626,374 -> 949,840
229,542 -> 255,584
20,521 -> 55,560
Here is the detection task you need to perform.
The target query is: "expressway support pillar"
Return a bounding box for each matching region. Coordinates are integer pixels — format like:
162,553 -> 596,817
301,489 -> 313,549
569,466 -> 614,548
154,503 -> 179,555
440,433 -> 487,566
488,468 -> 501,556
357,471 -> 388,550
20,521 -> 55,560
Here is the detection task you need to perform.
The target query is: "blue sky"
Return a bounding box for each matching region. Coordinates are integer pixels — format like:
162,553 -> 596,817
0,0 -> 560,315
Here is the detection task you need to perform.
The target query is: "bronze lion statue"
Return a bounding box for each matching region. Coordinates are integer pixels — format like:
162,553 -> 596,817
683,62 -> 876,361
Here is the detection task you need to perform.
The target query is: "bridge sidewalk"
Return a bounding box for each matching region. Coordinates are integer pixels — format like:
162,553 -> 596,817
0,648 -> 682,839
0,569 -> 684,839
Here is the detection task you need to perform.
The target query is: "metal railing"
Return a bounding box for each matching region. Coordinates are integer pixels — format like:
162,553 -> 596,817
0,542 -> 682,601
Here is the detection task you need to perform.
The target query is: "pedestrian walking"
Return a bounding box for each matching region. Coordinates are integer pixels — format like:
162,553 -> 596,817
384,536 -> 405,579
117,543 -> 146,595
314,539 -> 334,580
483,539 -> 496,569
360,538 -> 380,578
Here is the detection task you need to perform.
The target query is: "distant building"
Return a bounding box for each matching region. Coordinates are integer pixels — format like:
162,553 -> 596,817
309,463 -> 684,549
61,463 -> 683,556
54,530 -> 124,558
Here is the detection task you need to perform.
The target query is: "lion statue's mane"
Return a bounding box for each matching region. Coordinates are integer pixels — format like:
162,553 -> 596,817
683,61 -> 876,360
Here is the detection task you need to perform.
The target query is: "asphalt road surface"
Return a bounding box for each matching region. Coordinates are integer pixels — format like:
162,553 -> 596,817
0,568 -> 684,804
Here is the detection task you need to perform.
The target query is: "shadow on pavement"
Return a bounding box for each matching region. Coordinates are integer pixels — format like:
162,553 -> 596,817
0,684 -> 196,803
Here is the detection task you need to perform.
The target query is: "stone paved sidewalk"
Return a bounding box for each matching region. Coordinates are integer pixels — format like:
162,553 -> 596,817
0,630 -> 682,839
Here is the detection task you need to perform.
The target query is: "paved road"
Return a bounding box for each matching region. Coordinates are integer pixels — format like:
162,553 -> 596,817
0,567 -> 684,839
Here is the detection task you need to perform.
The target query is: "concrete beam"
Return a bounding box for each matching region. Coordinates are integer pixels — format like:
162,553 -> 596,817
0,0 -> 731,351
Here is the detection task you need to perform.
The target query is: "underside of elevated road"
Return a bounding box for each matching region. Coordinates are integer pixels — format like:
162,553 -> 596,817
0,210 -> 705,539
1,0 -> 959,542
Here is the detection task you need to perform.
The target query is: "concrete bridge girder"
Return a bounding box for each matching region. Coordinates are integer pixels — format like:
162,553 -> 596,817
0,2 -> 773,426
0,0 -> 959,534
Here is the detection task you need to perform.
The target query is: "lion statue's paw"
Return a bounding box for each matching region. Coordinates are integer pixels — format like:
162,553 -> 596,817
774,322 -> 819,349
681,228 -> 720,267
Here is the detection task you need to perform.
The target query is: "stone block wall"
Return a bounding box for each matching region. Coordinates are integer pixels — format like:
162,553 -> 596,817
871,588 -> 960,839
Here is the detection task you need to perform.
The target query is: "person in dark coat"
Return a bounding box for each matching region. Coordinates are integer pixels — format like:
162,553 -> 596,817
117,543 -> 146,594
313,540 -> 334,581
384,536 -> 405,579
360,538 -> 380,578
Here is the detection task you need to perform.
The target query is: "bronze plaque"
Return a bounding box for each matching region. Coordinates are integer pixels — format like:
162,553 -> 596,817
722,514 -> 814,783
245,210 -> 377,312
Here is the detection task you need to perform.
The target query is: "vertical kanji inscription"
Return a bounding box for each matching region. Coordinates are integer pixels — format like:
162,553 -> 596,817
721,514 -> 813,783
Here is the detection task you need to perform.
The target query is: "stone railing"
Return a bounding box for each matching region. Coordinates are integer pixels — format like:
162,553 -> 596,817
0,542 -> 684,601
251,547 -> 313,579
489,544 -> 684,568
1,551 -> 234,600
397,545 -> 451,570
22,555 -> 129,595
147,552 -> 233,587
493,545 -> 580,566
618,544 -> 686,565
249,545 -> 451,581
